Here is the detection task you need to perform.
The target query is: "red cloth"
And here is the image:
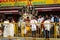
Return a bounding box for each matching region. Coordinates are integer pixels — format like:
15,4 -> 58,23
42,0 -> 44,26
25,19 -> 30,22
41,20 -> 45,29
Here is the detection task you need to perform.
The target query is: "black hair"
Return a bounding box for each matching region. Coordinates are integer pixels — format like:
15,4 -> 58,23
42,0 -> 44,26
27,17 -> 29,18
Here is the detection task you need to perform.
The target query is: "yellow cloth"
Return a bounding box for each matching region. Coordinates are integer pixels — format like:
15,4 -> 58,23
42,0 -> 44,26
14,23 -> 18,34
14,23 -> 16,34
26,26 -> 30,31
21,22 -> 25,34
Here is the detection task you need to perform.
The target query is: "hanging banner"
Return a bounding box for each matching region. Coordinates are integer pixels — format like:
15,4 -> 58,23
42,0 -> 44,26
31,0 -> 60,5
0,0 -> 27,2
57,0 -> 60,4
0,0 -> 60,6
0,0 -> 28,6
31,0 -> 46,5
46,0 -> 57,4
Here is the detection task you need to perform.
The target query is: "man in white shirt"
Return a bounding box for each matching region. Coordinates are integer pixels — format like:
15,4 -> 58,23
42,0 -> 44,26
37,15 -> 44,36
44,18 -> 51,38
3,19 -> 15,37
38,15 -> 44,23
50,15 -> 54,22
30,16 -> 37,37
3,19 -> 9,37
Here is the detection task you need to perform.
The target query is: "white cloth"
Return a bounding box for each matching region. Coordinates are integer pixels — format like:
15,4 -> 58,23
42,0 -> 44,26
30,19 -> 37,31
38,17 -> 44,23
38,17 -> 44,28
3,21 -> 14,37
0,24 -> 2,27
59,18 -> 60,25
3,21 -> 9,37
9,23 -> 14,37
51,17 -> 54,22
18,19 -> 24,27
44,20 -> 51,31
23,13 -> 28,19
59,18 -> 60,22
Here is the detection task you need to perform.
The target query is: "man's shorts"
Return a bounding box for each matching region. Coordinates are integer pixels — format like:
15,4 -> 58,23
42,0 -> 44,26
32,31 -> 36,35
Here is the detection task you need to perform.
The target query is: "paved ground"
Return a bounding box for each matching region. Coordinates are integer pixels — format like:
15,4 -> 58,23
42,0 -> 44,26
0,37 -> 60,40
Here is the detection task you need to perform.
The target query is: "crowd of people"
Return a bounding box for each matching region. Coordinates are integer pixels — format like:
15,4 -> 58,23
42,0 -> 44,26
18,13 -> 60,38
0,18 -> 15,37
0,13 -> 60,38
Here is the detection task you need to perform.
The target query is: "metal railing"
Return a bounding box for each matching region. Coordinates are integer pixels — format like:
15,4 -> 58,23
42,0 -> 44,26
0,22 -> 60,38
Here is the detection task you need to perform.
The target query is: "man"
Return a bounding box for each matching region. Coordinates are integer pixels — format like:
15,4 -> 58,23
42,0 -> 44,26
44,18 -> 51,38
54,15 -> 59,23
9,22 -> 14,37
30,16 -> 37,37
37,15 -> 44,36
38,15 -> 44,23
3,19 -> 15,37
3,19 -> 9,37
50,15 -> 54,22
